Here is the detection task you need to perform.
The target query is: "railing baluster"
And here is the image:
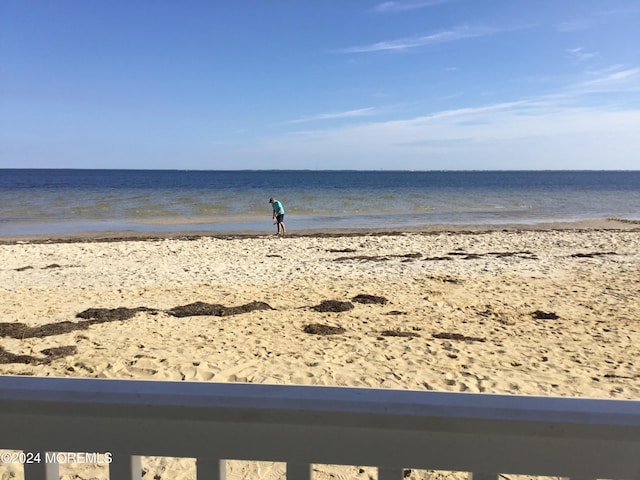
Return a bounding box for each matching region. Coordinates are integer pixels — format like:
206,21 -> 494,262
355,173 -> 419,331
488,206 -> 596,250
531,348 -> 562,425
286,462 -> 312,480
377,466 -> 403,480
109,454 -> 141,480
196,457 -> 227,480
23,454 -> 59,480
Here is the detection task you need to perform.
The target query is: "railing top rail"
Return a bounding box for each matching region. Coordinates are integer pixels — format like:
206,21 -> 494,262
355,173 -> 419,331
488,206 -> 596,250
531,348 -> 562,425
1,375 -> 639,429
2,375 -> 639,476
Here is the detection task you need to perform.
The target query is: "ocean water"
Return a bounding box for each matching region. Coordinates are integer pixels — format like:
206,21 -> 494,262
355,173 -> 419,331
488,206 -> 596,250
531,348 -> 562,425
1,169 -> 639,236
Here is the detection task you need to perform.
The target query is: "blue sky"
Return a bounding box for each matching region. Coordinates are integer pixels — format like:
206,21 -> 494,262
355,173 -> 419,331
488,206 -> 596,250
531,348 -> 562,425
1,1 -> 639,170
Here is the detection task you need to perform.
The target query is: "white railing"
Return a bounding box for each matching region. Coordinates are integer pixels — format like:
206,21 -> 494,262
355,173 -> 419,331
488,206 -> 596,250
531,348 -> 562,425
1,376 -> 639,480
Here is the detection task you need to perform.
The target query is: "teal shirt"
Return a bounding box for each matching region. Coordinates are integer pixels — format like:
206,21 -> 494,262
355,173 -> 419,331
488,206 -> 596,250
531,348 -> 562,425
272,200 -> 285,215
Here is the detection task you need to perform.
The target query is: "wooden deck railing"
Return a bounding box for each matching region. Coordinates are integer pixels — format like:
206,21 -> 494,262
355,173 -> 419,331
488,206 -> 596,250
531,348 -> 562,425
0,376 -> 639,480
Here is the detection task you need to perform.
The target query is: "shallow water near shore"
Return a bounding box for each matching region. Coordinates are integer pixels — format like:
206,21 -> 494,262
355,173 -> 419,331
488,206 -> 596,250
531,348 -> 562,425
2,169 -> 639,236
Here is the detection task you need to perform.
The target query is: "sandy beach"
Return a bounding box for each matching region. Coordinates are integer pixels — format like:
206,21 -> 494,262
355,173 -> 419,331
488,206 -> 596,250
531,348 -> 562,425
1,221 -> 639,479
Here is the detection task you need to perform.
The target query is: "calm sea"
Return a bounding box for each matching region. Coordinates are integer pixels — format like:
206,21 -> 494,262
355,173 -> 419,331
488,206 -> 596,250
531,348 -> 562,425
1,169 -> 639,236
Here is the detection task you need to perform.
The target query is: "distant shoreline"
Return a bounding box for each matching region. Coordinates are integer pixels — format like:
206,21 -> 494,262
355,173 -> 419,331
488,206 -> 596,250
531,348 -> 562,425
1,218 -> 638,245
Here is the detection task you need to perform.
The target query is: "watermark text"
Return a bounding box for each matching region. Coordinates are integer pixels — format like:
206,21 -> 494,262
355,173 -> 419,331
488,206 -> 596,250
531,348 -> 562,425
1,451 -> 112,464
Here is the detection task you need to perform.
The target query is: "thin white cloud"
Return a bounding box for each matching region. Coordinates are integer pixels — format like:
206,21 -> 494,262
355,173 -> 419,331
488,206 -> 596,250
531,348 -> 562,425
413,100 -> 530,122
277,66 -> 640,139
373,0 -> 449,13
530,65 -> 640,100
555,19 -> 592,32
239,65 -> 640,170
340,26 -> 499,53
566,47 -> 598,63
271,107 -> 377,126
585,67 -> 640,85
556,6 -> 640,32
586,64 -> 628,76
241,99 -> 640,170
576,66 -> 640,92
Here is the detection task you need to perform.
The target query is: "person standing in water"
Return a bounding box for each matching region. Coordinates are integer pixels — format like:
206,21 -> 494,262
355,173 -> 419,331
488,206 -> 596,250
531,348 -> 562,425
269,197 -> 286,235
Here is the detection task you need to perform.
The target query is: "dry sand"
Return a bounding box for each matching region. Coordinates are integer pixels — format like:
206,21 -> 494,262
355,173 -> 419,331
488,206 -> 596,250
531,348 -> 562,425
1,222 -> 639,479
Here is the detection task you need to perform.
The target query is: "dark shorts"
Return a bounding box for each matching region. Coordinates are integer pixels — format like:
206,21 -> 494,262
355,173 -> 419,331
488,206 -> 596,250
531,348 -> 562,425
276,214 -> 285,223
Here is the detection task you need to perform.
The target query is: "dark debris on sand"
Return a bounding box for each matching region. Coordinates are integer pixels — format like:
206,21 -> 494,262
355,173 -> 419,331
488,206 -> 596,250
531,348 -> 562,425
570,252 -> 617,258
39,345 -> 78,362
380,329 -> 420,338
167,302 -> 225,317
76,306 -> 156,322
312,300 -> 354,313
333,254 -> 388,262
76,301 -> 275,320
219,301 -> 274,316
352,294 -> 388,305
432,332 -> 486,343
0,345 -> 77,365
334,252 -> 421,262
167,301 -> 273,318
14,264 -> 67,271
532,310 -> 560,320
425,275 -> 463,285
0,347 -> 38,364
0,321 -> 88,339
424,250 -> 539,261
487,251 -> 537,259
303,324 -> 346,335
445,251 -> 538,260
1,301 -> 275,342
1,307 -> 156,341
